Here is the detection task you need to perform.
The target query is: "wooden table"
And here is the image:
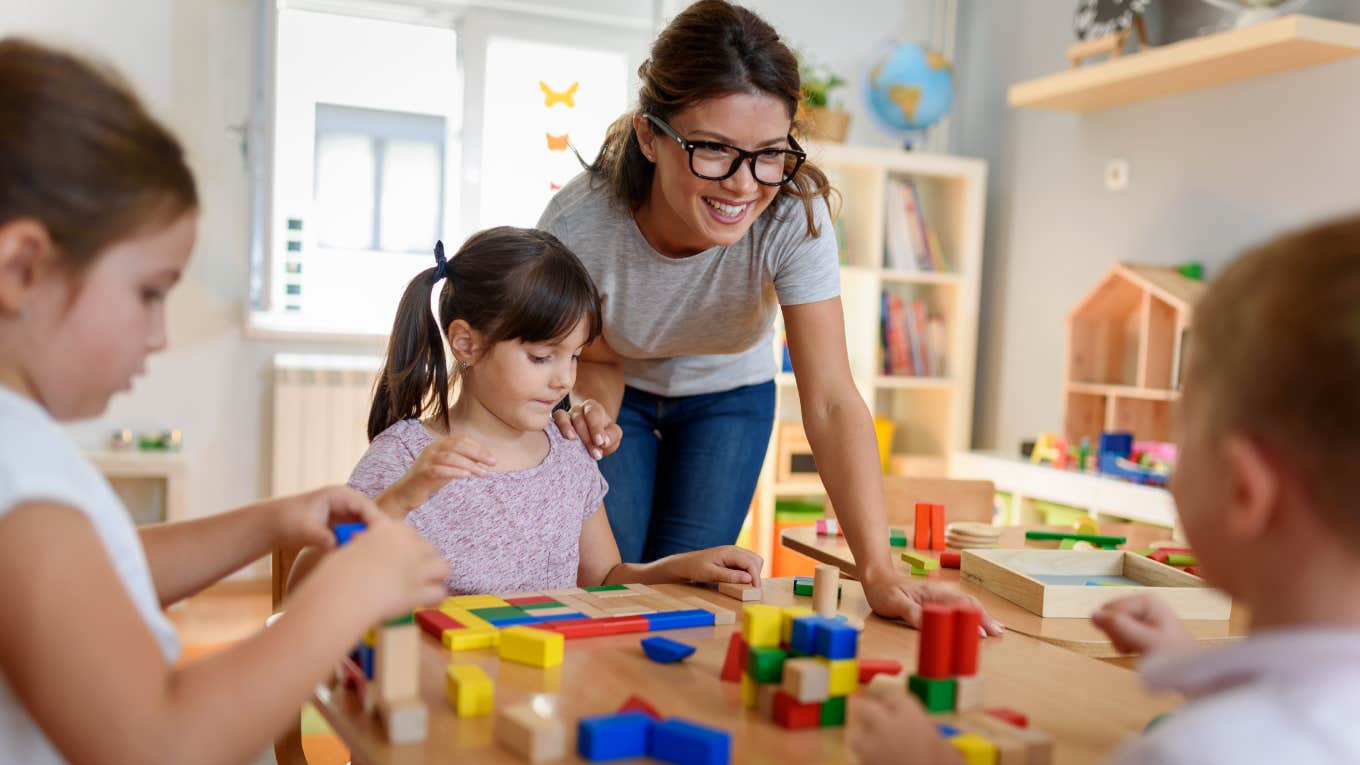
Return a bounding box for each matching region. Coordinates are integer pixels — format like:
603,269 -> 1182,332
781,525 -> 1249,659
313,582 -> 1180,765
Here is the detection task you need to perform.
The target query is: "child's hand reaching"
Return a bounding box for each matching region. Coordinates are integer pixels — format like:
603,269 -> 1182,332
849,688 -> 964,765
1091,593 -> 1196,657
271,486 -> 387,550
301,517 -> 451,622
668,546 -> 763,587
379,433 -> 496,517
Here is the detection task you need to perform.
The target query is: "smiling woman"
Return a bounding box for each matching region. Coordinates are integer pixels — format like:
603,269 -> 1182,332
537,0 -> 1002,631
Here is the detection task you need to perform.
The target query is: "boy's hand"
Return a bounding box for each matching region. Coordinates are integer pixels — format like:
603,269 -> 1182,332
380,434 -> 496,516
849,689 -> 964,765
861,567 -> 1005,636
671,546 -> 763,588
1091,593 -> 1196,656
272,486 -> 387,550
310,518 -> 450,621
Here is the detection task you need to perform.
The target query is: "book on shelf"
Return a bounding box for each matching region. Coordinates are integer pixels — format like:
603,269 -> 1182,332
881,177 -> 952,274
879,291 -> 944,378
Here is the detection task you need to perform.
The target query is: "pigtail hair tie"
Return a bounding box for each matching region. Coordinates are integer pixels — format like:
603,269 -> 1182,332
432,240 -> 448,281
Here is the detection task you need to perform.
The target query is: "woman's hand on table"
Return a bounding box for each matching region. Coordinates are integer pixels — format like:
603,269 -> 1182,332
554,399 -> 622,460
860,565 -> 1005,636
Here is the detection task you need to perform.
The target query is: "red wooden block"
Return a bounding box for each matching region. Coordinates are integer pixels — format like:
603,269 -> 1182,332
720,632 -> 748,683
930,504 -> 946,551
415,608 -> 461,639
505,595 -> 556,606
1184,566 -> 1201,577
986,707 -> 1029,729
914,503 -> 932,548
939,551 -> 962,569
772,690 -> 821,729
952,606 -> 981,676
540,616 -> 650,639
339,656 -> 366,693
858,659 -> 904,683
618,694 -> 663,720
1149,549 -> 1171,564
918,605 -> 955,679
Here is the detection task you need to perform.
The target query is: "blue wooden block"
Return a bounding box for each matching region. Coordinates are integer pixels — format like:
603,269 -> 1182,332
578,711 -> 653,761
527,612 -> 586,623
485,616 -> 543,627
937,723 -> 961,737
645,609 -> 716,631
354,643 -> 374,679
789,616 -> 820,656
649,717 -> 731,765
333,522 -> 365,546
641,636 -> 697,664
815,620 -> 858,660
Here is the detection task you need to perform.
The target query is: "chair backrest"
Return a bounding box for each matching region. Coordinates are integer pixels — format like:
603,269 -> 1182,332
876,476 -> 997,528
271,546 -> 304,613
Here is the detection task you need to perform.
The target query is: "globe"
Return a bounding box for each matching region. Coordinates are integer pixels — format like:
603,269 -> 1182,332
864,42 -> 955,141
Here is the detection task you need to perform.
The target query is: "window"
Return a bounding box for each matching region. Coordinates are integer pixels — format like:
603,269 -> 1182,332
250,1 -> 649,338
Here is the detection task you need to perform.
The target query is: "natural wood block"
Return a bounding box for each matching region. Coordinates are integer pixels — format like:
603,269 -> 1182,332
960,711 -> 1054,765
781,658 -> 830,704
756,683 -> 779,719
954,674 -> 985,711
374,622 -> 419,704
812,565 -> 839,617
496,700 -> 567,762
378,697 -> 428,744
683,596 -> 737,625
717,582 -> 762,602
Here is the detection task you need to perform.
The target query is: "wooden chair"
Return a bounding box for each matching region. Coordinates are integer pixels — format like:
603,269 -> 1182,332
272,545 -> 308,765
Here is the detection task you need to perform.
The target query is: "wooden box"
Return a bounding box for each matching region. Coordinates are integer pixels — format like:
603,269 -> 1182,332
960,549 -> 1230,619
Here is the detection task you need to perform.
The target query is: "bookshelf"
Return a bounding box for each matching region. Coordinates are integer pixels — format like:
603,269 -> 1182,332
747,143 -> 987,573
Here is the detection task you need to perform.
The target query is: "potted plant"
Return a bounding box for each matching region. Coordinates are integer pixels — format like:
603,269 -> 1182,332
798,53 -> 849,143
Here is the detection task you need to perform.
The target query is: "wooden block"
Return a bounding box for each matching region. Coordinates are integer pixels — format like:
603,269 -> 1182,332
741,604 -> 782,648
953,606 -> 982,675
865,671 -> 907,698
594,588 -> 642,599
720,632 -> 748,682
443,594 -> 510,610
683,596 -> 737,625
819,657 -> 858,697
717,582 -> 762,602
909,674 -> 956,713
950,733 -> 997,765
954,674 -> 985,711
812,565 -> 839,617
900,551 -> 939,569
919,605 -> 955,679
554,595 -> 609,619
378,697 -> 428,744
914,503 -> 932,548
779,606 -> 816,644
603,605 -> 656,617
445,664 -> 494,717
443,626 -> 498,652
781,658 -> 830,703
498,626 -> 565,668
985,708 -> 1028,729
771,690 -> 821,729
496,700 -> 567,762
756,683 -> 779,718
930,504 -> 947,551
858,658 -> 904,683
623,583 -> 661,596
374,622 -> 419,704
618,694 -> 663,720
940,551 -> 963,569
740,674 -> 758,708
962,711 -> 1054,765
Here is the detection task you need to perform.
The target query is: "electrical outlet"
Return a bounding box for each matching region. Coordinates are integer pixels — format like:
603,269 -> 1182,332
1105,159 -> 1129,191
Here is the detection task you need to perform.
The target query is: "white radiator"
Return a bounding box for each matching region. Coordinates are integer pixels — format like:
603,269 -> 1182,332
271,354 -> 383,498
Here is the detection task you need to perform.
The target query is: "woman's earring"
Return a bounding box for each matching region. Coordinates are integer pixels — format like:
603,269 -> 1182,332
458,360 -> 470,371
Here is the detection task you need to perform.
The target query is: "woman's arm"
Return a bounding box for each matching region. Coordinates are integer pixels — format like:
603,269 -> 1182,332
0,503 -> 447,765
576,506 -> 761,586
555,335 -> 625,459
783,298 -> 1001,633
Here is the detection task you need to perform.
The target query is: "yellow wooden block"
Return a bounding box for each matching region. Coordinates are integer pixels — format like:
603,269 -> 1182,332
741,604 -> 782,648
445,664 -> 494,717
498,626 -> 564,668
443,626 -> 499,652
438,607 -> 498,636
818,657 -> 858,697
443,594 -> 510,610
951,733 -> 999,765
740,673 -> 758,708
779,606 -> 815,645
363,628 -> 377,647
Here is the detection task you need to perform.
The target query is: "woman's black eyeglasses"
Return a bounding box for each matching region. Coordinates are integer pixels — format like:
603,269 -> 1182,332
643,113 -> 806,187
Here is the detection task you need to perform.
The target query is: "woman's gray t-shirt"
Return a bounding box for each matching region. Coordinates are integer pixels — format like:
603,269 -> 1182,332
536,172 -> 840,397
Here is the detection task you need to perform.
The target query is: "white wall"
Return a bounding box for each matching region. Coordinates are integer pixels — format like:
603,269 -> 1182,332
952,0 -> 1360,454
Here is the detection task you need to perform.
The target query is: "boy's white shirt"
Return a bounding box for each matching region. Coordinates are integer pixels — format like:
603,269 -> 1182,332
0,385 -> 180,764
1111,628 -> 1360,764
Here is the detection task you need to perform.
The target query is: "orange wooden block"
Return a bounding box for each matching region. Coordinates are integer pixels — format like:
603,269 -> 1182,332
930,503 -> 946,551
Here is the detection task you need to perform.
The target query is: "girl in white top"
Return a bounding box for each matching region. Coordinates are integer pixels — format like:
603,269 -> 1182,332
0,39 -> 448,764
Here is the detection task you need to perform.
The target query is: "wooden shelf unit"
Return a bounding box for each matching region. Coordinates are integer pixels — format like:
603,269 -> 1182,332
1009,14 -> 1360,113
1063,264 -> 1205,446
749,143 -> 987,574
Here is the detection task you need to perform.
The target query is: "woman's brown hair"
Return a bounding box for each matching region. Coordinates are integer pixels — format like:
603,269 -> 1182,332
589,0 -> 834,237
0,38 -> 197,268
368,227 -> 603,441
1187,214 -> 1360,539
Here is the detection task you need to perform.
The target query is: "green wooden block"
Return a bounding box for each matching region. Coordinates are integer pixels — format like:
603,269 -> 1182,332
746,646 -> 788,684
518,600 -> 566,611
468,606 -> 527,620
908,674 -> 956,713
382,613 -> 415,626
1025,530 -> 1127,546
794,581 -> 814,596
1167,553 -> 1197,567
583,584 -> 629,592
889,528 -> 907,547
910,566 -> 930,577
820,696 -> 847,726
900,552 -> 938,569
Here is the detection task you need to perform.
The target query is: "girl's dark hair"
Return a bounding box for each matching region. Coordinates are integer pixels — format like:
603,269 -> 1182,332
369,227 -> 603,440
0,38 -> 198,267
589,0 -> 835,237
